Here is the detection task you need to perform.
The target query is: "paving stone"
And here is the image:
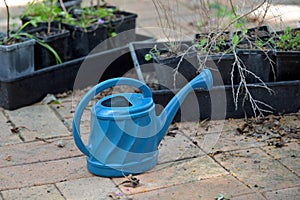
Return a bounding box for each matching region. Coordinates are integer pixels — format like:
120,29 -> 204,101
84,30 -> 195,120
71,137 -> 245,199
194,131 -> 264,153
231,193 -> 267,200
113,155 -> 228,195
1,184 -> 64,200
214,148 -> 300,191
0,112 -> 21,146
158,133 -> 205,164
129,175 -> 251,199
263,142 -> 300,176
0,156 -> 91,191
6,105 -> 71,141
56,177 -> 122,200
264,186 -> 300,200
0,137 -> 82,168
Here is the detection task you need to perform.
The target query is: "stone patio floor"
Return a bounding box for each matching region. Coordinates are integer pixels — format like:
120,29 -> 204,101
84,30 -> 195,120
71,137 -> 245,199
0,0 -> 300,199
0,90 -> 299,199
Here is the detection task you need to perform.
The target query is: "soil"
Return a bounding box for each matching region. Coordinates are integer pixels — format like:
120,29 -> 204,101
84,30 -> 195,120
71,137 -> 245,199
0,37 -> 23,46
33,29 -> 67,38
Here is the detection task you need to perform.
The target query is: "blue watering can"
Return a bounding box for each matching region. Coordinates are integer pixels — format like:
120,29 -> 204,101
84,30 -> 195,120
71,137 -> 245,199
72,69 -> 213,177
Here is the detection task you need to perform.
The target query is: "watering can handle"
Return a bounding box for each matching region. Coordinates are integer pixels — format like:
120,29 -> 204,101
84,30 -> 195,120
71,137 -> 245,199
72,78 -> 152,156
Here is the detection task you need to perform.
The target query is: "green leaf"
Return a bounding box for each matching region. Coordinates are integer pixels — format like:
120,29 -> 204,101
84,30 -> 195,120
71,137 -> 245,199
232,34 -> 239,47
200,38 -> 207,47
242,28 -> 248,35
144,53 -> 152,62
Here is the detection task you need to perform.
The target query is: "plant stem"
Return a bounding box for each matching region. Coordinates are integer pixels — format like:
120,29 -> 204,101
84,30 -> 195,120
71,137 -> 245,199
59,0 -> 68,14
4,0 -> 10,39
48,0 -> 54,34
214,0 -> 267,42
97,0 -> 100,9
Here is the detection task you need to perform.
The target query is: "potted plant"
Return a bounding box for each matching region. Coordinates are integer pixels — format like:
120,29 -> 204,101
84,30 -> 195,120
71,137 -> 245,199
20,0 -> 63,30
273,27 -> 300,81
194,31 -> 235,86
60,4 -> 109,58
20,0 -> 70,69
61,2 -> 138,58
0,0 -> 35,79
134,41 -> 198,90
233,26 -> 275,83
25,25 -> 70,70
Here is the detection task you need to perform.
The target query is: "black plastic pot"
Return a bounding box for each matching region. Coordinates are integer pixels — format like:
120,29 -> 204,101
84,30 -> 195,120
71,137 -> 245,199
106,11 -> 138,48
247,25 -> 271,41
236,49 -> 274,83
149,42 -> 198,89
275,51 -> 300,81
25,26 -> 70,70
0,37 -> 35,79
62,23 -> 107,59
202,54 -> 236,86
272,28 -> 300,81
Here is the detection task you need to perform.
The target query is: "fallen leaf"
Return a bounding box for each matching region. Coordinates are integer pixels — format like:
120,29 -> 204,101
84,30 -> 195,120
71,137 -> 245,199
6,156 -> 11,161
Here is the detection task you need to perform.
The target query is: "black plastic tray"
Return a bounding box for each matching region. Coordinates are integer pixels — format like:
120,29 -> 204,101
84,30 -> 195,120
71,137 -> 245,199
152,80 -> 300,121
0,34 -> 153,110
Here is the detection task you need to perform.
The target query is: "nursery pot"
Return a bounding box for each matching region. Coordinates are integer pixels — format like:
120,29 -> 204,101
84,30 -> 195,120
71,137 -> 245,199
62,23 -> 107,59
25,26 -> 70,70
202,54 -> 236,86
153,51 -> 198,90
275,51 -> 300,81
0,37 -> 35,79
236,49 -> 274,83
150,42 -> 198,89
106,11 -> 138,48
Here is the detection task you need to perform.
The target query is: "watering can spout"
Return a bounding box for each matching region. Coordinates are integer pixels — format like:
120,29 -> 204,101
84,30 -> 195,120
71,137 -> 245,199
157,69 -> 213,142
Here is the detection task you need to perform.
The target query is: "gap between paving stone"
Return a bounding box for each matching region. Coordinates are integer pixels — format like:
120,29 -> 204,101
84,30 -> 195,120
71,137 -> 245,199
6,105 -> 71,142
113,155 -> 228,195
0,137 -> 82,169
56,176 -> 122,200
0,111 -> 22,146
214,147 -> 300,192
128,174 -> 253,200
1,184 -> 64,200
231,192 -> 267,200
262,142 -> 300,177
157,131 -> 205,164
263,186 -> 300,200
0,156 -> 91,191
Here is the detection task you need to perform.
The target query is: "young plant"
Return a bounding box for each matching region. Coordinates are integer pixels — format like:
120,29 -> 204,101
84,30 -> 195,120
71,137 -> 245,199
195,32 -> 231,54
21,0 -> 62,25
275,27 -> 300,51
62,5 -> 114,31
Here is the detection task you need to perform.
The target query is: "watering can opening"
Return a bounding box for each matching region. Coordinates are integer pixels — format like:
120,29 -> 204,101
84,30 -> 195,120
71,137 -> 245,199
101,96 -> 133,107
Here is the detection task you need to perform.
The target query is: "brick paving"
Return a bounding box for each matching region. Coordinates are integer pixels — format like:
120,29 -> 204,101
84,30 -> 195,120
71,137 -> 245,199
0,0 -> 300,199
0,100 -> 299,199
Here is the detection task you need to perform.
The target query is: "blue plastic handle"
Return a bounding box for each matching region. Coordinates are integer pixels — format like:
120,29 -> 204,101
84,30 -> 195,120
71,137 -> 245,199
72,78 -> 152,156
